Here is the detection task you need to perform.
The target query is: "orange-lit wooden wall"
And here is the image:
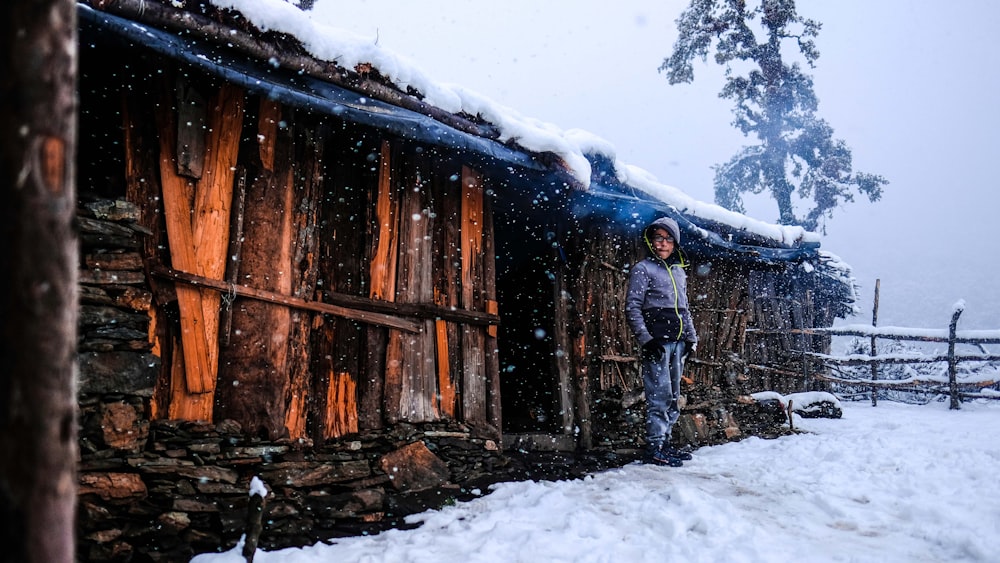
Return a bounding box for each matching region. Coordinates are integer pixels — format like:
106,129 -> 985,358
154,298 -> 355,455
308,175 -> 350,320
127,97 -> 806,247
122,67 -> 501,443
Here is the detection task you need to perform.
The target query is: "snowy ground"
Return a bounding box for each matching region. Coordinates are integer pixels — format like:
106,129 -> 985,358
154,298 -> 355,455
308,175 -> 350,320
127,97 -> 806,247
195,400 -> 1000,563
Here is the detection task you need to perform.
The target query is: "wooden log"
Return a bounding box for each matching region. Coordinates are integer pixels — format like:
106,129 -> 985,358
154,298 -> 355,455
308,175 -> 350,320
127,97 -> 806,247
815,372 -> 996,390
153,267 -> 421,332
782,328 -> 1000,346
242,488 -> 265,563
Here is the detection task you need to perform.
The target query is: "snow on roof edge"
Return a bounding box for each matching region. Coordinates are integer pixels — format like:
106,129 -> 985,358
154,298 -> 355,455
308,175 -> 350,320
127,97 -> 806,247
208,0 -> 821,248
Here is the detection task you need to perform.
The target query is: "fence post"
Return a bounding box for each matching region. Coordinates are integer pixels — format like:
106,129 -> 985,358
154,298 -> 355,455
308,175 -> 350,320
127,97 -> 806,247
870,279 -> 880,407
948,304 -> 964,410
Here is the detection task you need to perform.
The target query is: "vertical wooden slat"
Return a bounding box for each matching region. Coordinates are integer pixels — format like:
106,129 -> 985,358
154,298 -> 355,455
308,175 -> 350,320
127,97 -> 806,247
370,140 -> 399,302
396,154 -> 437,422
325,371 -> 359,437
317,131 -> 370,435
481,193 -> 502,438
192,83 -> 244,383
284,119 -> 324,439
154,84 -> 215,400
258,99 -> 280,172
215,98 -> 295,439
370,140 -> 403,423
460,166 -> 487,427
434,316 -> 454,415
435,170 -> 462,419
552,252 -> 575,435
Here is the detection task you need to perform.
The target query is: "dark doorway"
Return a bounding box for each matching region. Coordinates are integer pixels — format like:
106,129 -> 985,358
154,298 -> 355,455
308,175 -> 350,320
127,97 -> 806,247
493,200 -> 562,434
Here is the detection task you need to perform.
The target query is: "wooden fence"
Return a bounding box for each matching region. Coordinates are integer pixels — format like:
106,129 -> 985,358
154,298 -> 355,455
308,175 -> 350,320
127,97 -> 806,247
792,283 -> 1000,409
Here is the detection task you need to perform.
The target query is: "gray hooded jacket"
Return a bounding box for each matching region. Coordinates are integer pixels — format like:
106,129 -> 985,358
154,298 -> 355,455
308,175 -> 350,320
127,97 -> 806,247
625,217 -> 698,346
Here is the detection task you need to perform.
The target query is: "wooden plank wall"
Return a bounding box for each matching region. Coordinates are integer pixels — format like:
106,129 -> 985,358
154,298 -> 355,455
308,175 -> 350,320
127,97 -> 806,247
121,69 -> 506,442
569,220 -> 641,394
685,262 -> 752,387
744,267 -> 814,393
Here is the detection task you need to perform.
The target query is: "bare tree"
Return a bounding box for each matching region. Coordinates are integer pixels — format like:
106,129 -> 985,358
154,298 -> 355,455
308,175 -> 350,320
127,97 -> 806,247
0,0 -> 79,561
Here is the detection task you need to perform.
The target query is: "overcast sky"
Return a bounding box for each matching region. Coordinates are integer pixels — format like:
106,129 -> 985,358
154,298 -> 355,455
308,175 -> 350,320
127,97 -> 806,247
311,0 -> 1000,331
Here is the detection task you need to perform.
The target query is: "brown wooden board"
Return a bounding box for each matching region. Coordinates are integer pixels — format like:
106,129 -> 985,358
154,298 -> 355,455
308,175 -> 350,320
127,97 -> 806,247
153,78 -> 215,404
459,166 -> 487,428
395,150 -> 438,422
371,140 -> 402,424
216,98 -> 296,439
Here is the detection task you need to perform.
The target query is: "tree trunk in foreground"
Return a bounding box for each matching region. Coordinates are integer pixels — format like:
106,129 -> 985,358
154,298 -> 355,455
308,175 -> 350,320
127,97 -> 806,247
0,1 -> 79,561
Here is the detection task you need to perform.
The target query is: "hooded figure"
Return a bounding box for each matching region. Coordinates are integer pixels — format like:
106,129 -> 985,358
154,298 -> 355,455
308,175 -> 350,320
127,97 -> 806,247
625,216 -> 698,466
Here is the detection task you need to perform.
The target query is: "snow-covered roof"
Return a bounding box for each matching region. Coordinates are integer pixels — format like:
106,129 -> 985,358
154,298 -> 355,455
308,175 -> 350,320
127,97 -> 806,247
81,0 -> 827,256
209,0 -> 819,248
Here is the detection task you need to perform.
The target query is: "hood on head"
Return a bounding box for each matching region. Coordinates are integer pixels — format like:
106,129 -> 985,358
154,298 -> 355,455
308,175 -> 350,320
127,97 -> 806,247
644,217 -> 681,246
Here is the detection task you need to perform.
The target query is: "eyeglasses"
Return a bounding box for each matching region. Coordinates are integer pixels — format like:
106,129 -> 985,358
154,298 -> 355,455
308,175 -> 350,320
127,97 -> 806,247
651,235 -> 674,244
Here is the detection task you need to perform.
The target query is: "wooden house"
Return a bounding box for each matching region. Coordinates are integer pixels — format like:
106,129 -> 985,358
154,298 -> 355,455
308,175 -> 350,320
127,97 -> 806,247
74,0 -> 855,558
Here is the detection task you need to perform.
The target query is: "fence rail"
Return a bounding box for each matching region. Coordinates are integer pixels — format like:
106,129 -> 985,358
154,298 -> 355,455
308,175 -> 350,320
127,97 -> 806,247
789,301 -> 1000,409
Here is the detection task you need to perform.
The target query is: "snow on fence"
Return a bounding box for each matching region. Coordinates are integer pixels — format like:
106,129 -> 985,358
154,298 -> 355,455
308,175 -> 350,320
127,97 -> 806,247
793,300 -> 1000,410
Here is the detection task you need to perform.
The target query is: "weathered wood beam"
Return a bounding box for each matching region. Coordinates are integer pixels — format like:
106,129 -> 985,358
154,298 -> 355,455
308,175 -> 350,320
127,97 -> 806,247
814,372 -> 996,390
152,266 -> 422,333
780,327 -> 1000,345
155,86 -> 215,397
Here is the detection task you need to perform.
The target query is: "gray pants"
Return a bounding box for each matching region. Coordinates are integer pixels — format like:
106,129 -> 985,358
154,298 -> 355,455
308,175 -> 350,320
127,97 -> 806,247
642,340 -> 684,451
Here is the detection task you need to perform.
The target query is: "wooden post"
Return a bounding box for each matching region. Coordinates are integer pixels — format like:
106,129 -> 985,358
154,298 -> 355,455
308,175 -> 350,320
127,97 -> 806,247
214,98 -> 296,439
482,193 -> 502,438
870,279 -> 880,407
552,247 -> 575,436
242,486 -> 266,563
0,0 -> 78,558
947,305 -> 964,410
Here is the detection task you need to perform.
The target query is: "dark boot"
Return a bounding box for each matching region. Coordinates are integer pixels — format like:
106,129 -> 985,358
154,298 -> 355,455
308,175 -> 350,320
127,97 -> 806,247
663,445 -> 692,461
644,444 -> 683,467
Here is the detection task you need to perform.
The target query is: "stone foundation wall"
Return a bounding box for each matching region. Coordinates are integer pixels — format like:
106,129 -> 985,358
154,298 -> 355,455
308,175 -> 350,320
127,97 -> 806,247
78,407 -> 505,561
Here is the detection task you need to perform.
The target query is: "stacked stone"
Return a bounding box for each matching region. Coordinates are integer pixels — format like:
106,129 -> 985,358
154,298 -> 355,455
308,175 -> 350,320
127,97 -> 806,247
77,198 -> 160,403
77,413 -> 514,561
